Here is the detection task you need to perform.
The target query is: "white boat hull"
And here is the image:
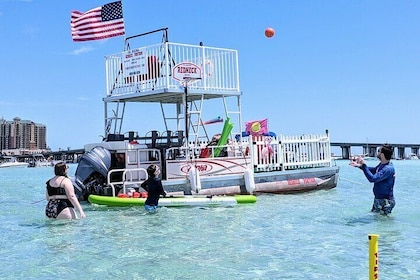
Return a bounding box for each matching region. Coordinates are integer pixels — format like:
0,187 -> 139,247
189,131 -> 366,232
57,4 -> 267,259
0,162 -> 29,168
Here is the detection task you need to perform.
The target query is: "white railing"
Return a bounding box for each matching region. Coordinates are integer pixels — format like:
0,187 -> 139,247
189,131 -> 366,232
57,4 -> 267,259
105,42 -> 240,97
107,168 -> 148,196
250,134 -> 332,172
163,132 -> 332,174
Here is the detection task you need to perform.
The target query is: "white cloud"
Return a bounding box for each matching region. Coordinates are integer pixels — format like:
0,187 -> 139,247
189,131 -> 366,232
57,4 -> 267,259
69,46 -> 94,55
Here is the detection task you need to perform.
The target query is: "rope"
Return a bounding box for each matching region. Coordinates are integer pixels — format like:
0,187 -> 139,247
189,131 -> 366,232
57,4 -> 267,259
31,198 -> 46,204
339,176 -> 369,187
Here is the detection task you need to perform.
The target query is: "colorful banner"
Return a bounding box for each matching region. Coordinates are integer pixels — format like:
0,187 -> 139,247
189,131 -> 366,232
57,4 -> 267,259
245,119 -> 268,135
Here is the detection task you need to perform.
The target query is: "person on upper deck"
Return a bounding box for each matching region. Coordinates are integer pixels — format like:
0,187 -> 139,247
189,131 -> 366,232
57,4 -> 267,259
349,144 -> 396,215
140,164 -> 167,212
45,162 -> 86,219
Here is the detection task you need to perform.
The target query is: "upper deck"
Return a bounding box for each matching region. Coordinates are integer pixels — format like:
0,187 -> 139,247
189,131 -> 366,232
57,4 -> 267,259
102,29 -> 243,143
104,40 -> 241,104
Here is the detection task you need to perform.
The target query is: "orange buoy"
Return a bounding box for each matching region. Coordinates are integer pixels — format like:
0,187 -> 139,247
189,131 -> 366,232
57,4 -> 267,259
265,27 -> 275,38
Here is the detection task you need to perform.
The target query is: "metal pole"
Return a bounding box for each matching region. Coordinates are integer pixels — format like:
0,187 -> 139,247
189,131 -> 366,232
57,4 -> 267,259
183,77 -> 201,147
184,84 -> 188,146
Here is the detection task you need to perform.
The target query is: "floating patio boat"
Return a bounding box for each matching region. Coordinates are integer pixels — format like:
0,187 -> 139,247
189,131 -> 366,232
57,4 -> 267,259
71,28 -> 340,203
88,194 -> 256,207
0,156 -> 29,168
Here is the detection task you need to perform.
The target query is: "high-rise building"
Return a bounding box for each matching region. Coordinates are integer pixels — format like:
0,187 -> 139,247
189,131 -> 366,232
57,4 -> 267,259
0,117 -> 47,152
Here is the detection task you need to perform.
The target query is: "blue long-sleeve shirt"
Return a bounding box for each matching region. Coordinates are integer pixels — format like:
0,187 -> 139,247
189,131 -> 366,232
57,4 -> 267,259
360,162 -> 395,200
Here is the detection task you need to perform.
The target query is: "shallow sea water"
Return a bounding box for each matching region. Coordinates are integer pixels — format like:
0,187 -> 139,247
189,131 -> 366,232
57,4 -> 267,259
0,160 -> 419,279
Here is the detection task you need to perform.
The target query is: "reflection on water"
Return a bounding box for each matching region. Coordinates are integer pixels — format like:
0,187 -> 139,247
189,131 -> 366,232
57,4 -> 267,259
344,212 -> 396,226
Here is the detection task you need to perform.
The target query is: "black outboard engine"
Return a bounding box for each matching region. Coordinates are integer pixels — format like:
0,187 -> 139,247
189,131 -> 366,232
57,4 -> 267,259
73,146 -> 112,201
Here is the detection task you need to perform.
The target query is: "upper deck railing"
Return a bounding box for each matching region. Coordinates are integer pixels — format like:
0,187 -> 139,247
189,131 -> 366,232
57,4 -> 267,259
105,42 -> 240,101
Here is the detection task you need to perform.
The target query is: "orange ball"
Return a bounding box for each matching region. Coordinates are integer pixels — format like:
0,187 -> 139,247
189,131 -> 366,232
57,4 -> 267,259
265,27 -> 275,38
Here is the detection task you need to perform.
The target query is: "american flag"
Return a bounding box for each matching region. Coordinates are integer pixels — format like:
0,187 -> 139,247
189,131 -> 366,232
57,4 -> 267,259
71,1 -> 125,42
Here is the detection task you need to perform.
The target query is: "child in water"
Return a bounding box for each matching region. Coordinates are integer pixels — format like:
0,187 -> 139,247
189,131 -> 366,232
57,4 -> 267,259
140,164 -> 167,212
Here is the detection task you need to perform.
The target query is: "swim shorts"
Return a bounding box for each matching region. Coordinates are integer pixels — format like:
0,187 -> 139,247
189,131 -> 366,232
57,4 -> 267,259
371,198 -> 395,215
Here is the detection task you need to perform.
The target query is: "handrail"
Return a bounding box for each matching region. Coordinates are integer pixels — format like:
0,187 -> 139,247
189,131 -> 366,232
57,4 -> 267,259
107,168 -> 148,197
124,27 -> 169,50
105,42 -> 240,97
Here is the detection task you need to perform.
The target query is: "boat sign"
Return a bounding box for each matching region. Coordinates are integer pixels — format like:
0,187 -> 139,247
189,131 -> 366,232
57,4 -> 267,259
172,62 -> 202,82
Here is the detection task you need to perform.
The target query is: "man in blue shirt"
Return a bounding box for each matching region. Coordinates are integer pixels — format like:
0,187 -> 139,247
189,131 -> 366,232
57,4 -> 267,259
350,144 -> 396,215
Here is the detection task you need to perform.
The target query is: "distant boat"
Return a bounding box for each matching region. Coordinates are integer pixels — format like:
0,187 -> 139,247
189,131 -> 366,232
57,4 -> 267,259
0,156 -> 29,168
350,154 -> 377,162
362,154 -> 377,161
27,154 -> 53,167
407,153 -> 419,160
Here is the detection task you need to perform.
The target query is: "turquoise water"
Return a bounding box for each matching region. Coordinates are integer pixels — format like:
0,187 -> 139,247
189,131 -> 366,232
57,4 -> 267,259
0,160 -> 419,280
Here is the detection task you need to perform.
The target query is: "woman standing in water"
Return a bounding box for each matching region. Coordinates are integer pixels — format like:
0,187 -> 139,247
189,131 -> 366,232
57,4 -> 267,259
45,162 -> 86,219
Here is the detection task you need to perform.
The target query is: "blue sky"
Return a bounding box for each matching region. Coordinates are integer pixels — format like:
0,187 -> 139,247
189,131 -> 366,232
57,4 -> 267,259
1,0 -> 420,151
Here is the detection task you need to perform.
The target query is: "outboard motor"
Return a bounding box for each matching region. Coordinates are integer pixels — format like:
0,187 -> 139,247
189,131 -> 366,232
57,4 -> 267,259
73,146 -> 112,201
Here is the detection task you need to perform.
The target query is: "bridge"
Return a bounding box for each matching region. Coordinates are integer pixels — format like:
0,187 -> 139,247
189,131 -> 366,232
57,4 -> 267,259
43,149 -> 85,162
14,148 -> 85,164
330,142 -> 420,159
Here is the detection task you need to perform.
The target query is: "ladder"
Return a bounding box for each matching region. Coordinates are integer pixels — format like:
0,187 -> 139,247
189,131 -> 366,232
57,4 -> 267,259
105,101 -> 126,137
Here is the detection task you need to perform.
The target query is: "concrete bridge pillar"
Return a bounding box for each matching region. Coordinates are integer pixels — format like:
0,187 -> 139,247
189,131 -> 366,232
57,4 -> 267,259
341,146 -> 351,159
397,146 -> 405,159
369,146 -> 377,157
363,146 -> 378,157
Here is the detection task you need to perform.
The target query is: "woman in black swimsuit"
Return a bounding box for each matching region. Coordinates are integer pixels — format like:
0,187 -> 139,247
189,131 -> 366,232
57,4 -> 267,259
45,162 -> 86,219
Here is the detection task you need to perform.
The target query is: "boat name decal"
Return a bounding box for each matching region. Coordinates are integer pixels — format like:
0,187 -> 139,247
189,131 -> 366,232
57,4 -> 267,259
180,164 -> 213,174
177,66 -> 198,74
288,178 -> 316,185
287,179 -> 300,186
303,178 -> 316,184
